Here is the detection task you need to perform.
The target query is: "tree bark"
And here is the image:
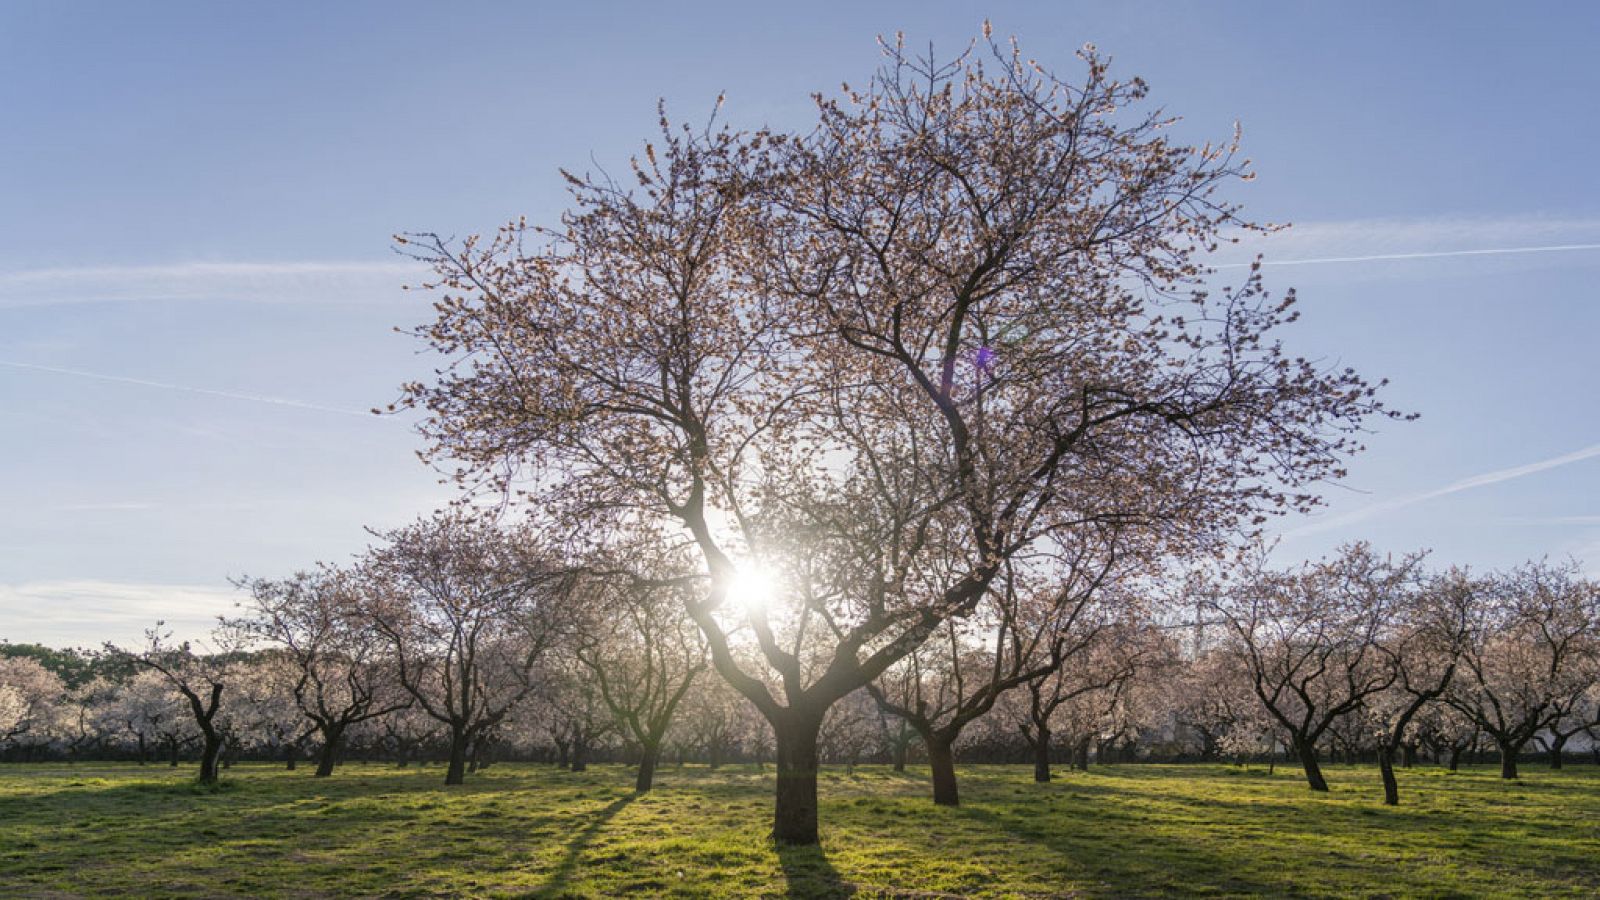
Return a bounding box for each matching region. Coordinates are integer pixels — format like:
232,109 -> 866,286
1293,737 -> 1329,792
1032,728 -> 1052,783
1073,735 -> 1091,772
772,714 -> 823,845
315,724 -> 345,778
444,728 -> 469,785
1378,745 -> 1399,806
635,742 -> 660,793
1447,745 -> 1463,772
926,734 -> 959,806
1549,734 -> 1567,770
891,740 -> 907,773
197,731 -> 223,785
1499,739 -> 1519,780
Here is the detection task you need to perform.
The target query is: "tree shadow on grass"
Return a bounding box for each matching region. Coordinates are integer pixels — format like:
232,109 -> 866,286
957,802 -> 1291,898
775,841 -> 855,899
528,794 -> 636,897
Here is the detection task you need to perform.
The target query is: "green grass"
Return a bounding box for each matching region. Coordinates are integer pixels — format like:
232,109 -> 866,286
1,761 -> 1597,897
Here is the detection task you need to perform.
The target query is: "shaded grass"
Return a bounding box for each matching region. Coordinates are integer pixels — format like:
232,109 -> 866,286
1,761 -> 1597,897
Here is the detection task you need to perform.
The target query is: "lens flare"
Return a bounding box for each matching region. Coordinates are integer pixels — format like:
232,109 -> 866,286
728,566 -> 779,614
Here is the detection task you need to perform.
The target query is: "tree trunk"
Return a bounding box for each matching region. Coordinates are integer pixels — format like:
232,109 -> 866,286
636,743 -> 660,793
1032,728 -> 1052,783
314,725 -> 345,778
925,734 -> 959,806
1550,734 -> 1567,770
891,738 -> 908,773
1401,743 -> 1416,768
1073,735 -> 1091,772
1379,744 -> 1400,805
169,737 -> 181,767
1499,739 -> 1519,780
1294,737 -> 1329,792
1448,744 -> 1463,771
772,714 -> 823,845
197,731 -> 223,785
554,738 -> 569,769
444,728 -> 469,785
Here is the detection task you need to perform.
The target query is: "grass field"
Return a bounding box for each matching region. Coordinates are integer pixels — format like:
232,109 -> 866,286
1,761 -> 1598,898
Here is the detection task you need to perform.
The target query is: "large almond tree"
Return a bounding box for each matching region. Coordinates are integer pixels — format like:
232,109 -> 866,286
397,32 -> 1397,843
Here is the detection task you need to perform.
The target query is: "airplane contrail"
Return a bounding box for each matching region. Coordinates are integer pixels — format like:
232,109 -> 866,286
0,359 -> 382,419
1285,440 -> 1600,539
1214,242 -> 1600,269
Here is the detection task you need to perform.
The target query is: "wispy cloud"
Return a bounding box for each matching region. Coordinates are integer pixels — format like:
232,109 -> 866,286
1215,242 -> 1600,270
0,260 -> 424,309
0,580 -> 238,648
1212,216 -> 1600,272
0,359 -> 383,419
6,218 -> 1598,310
45,500 -> 266,513
51,502 -> 161,512
1285,440 -> 1600,539
1493,515 -> 1600,527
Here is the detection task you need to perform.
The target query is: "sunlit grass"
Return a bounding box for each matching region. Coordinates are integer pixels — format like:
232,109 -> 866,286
1,761 -> 1597,897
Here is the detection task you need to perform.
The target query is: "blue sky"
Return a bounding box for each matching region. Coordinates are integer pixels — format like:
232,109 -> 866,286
3,1 -> 1598,645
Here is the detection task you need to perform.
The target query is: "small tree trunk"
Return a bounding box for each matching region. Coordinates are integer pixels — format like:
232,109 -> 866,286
1401,743 -> 1416,768
554,738 -> 569,769
444,728 -> 470,785
1379,744 -> 1400,806
1550,734 -> 1567,770
1499,739 -> 1519,780
891,738 -> 908,773
1447,744 -> 1463,772
925,734 -> 959,806
636,743 -> 660,793
570,737 -> 589,773
197,731 -> 223,785
315,724 -> 345,778
709,740 -> 723,770
1294,737 -> 1329,792
772,713 -> 823,845
1073,735 -> 1091,772
1032,727 -> 1052,783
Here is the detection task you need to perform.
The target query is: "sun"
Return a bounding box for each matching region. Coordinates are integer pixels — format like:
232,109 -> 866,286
728,565 -> 779,615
